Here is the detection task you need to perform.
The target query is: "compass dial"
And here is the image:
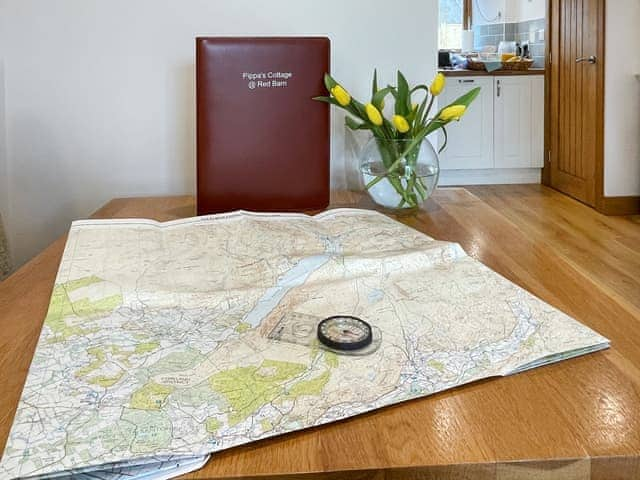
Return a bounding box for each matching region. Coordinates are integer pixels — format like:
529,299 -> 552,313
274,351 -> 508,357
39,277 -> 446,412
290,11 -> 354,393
317,316 -> 373,351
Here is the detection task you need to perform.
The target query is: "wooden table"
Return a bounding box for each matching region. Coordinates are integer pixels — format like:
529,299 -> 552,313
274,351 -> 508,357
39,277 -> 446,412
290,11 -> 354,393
1,189 -> 639,480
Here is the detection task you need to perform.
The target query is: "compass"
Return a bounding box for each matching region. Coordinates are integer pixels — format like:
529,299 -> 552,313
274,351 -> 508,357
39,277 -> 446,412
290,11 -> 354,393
317,316 -> 373,351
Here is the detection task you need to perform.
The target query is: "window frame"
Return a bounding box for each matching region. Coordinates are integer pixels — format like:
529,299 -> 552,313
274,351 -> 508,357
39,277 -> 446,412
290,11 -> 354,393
463,0 -> 472,30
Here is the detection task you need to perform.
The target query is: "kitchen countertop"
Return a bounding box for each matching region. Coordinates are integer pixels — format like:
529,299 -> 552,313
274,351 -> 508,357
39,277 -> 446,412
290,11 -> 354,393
439,68 -> 545,77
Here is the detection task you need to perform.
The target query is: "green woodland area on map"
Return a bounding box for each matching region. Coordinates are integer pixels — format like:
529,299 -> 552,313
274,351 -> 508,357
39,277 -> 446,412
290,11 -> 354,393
45,276 -> 122,342
45,275 -> 341,432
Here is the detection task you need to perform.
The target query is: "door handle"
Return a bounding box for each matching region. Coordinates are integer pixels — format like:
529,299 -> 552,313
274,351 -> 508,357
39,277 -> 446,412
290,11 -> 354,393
576,55 -> 597,64
496,79 -> 501,97
458,79 -> 475,83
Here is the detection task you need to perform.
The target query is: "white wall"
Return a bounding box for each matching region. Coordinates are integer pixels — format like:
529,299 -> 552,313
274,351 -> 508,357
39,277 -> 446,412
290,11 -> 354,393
0,0 -> 438,267
513,0 -> 546,22
473,0 -> 545,25
473,0 -> 506,25
604,0 -> 640,197
0,60 -> 8,237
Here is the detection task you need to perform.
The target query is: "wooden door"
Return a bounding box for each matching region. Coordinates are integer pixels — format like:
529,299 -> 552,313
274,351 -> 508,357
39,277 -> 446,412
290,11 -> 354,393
548,0 -> 604,206
531,77 -> 545,168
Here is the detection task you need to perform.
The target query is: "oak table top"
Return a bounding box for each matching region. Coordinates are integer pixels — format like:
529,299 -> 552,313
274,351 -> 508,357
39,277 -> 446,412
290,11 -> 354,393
1,188 -> 639,480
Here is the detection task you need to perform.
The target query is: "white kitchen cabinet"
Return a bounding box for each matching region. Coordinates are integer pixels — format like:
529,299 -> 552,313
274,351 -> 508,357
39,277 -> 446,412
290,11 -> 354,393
437,74 -> 545,179
494,76 -> 545,168
438,77 -> 494,170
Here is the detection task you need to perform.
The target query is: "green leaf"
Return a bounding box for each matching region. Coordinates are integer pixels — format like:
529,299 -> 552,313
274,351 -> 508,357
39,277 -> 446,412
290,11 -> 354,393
372,86 -> 393,110
415,95 -> 429,126
448,86 -> 481,108
437,86 -> 481,117
312,96 -> 339,106
349,97 -> 368,120
428,86 -> 482,130
382,117 -> 397,139
372,69 -> 378,98
396,71 -> 411,116
323,73 -> 338,92
345,116 -> 370,131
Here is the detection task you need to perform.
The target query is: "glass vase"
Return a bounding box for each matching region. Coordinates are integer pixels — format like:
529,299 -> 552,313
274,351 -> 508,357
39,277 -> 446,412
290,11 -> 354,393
359,136 -> 440,210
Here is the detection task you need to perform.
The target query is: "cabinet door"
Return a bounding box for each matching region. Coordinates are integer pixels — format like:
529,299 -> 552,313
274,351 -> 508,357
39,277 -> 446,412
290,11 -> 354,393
494,77 -> 539,168
438,77 -> 494,170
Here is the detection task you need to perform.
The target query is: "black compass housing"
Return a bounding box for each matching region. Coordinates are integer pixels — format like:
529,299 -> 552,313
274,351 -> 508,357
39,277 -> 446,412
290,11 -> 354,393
317,316 -> 373,351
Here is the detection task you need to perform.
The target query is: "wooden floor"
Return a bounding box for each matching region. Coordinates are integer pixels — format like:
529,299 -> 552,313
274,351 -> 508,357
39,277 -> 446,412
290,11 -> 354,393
465,185 -> 640,321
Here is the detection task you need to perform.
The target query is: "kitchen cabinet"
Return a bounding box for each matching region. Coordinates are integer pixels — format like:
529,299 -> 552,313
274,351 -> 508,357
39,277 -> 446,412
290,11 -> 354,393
495,76 -> 544,168
438,77 -> 494,170
438,74 -> 545,176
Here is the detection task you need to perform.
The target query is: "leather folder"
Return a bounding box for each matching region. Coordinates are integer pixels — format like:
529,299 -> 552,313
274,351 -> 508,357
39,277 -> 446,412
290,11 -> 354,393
196,37 -> 330,214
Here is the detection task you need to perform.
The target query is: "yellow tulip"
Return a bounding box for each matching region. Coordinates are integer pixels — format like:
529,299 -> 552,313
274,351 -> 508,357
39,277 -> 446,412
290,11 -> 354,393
365,103 -> 384,126
439,105 -> 466,122
392,115 -> 410,133
430,73 -> 446,96
330,85 -> 351,106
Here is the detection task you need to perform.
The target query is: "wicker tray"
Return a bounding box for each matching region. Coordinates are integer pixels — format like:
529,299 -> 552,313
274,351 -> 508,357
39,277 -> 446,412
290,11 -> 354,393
501,59 -> 535,71
467,59 -> 487,71
466,58 -> 535,72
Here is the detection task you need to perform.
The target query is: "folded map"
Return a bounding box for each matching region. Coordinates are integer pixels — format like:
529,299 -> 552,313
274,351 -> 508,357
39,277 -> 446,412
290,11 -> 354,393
0,209 -> 609,479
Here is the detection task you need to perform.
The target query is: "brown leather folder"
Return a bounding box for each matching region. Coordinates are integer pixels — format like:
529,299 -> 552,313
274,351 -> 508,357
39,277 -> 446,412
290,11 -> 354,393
196,37 -> 330,215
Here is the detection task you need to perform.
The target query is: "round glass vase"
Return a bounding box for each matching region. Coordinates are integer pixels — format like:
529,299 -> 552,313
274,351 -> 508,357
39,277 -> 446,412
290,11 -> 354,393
359,136 -> 440,210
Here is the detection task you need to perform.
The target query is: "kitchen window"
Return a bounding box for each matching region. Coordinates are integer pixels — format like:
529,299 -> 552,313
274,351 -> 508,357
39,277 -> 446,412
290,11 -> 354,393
439,0 -> 471,50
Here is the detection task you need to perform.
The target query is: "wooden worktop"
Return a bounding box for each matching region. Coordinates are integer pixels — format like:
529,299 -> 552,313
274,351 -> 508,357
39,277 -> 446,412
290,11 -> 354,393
1,187 -> 639,480
440,68 -> 545,77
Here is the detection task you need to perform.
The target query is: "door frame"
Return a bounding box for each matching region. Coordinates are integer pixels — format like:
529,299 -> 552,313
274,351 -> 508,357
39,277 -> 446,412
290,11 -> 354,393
542,0 -> 607,211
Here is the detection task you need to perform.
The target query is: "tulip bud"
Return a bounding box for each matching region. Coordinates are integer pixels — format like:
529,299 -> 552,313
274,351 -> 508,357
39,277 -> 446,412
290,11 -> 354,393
430,73 -> 446,96
330,85 -> 351,107
392,115 -> 410,133
439,105 -> 466,121
365,103 -> 384,126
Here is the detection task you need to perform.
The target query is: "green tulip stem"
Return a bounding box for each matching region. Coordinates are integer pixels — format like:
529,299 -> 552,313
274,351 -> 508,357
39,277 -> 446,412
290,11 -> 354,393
415,177 -> 428,200
422,96 -> 435,124
365,174 -> 385,190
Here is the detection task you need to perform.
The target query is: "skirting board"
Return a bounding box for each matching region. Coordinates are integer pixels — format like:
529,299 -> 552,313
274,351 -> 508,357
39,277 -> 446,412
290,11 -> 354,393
597,196 -> 640,215
439,168 -> 542,186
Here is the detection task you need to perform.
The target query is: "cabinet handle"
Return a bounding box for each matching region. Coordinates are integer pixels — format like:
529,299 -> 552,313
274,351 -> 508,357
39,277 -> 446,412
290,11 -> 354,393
496,79 -> 501,97
458,79 -> 475,83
